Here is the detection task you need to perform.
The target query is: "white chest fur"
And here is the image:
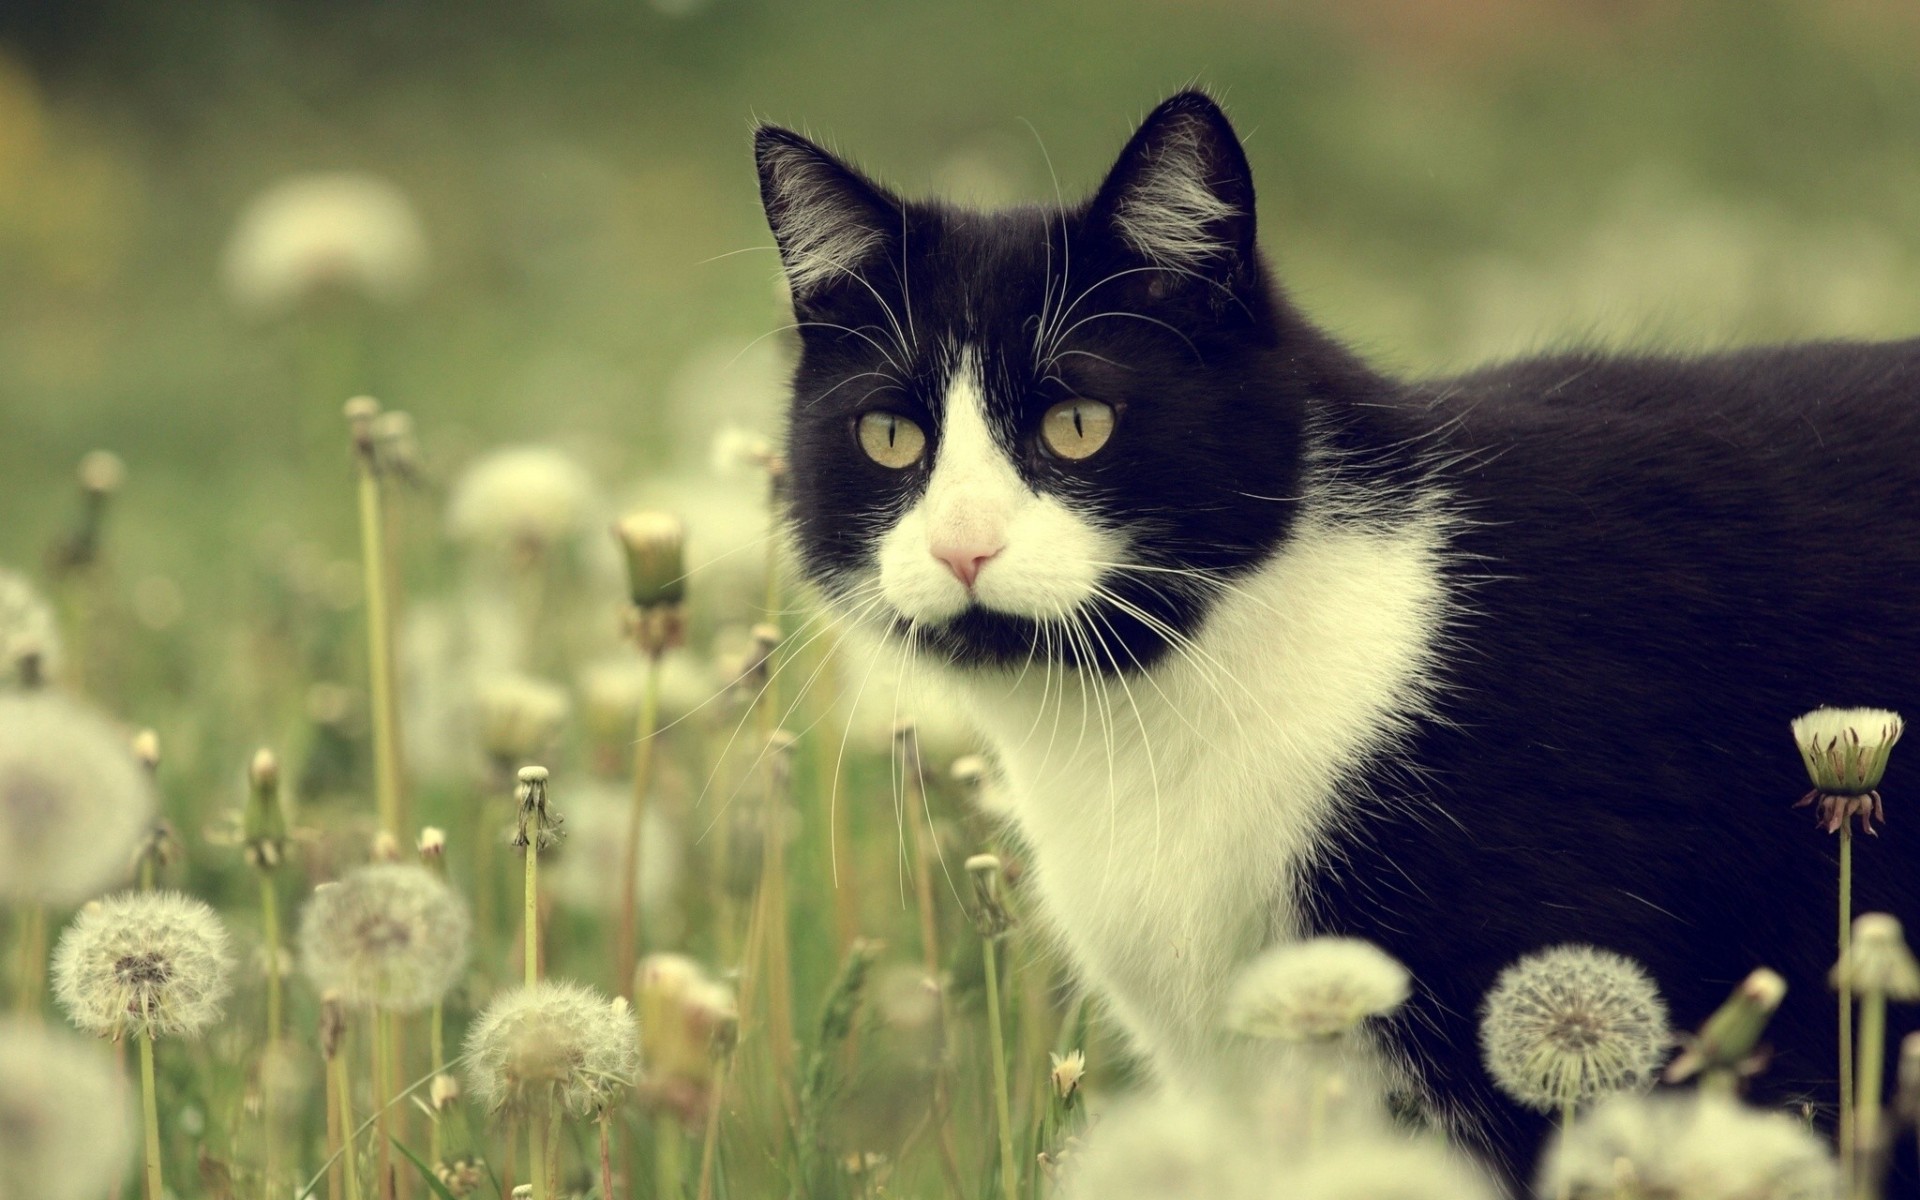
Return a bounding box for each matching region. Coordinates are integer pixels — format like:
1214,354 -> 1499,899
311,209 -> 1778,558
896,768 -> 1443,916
951,513 -> 1452,1089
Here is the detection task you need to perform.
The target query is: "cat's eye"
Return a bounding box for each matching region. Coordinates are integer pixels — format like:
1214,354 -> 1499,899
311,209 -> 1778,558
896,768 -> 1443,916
856,411 -> 927,469
1040,399 -> 1116,461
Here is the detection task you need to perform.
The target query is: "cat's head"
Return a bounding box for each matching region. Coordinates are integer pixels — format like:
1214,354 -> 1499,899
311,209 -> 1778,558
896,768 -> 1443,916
756,91 -> 1344,675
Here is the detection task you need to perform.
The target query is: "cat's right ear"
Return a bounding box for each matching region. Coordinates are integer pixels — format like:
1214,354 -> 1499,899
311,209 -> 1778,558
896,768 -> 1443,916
754,126 -> 901,311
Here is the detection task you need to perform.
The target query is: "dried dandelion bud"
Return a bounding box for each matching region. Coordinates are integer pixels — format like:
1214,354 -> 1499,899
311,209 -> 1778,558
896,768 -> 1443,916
244,747 -> 287,871
318,994 -> 347,1061
222,171 -> 428,316
1479,944 -> 1669,1114
0,692 -> 157,905
371,410 -> 422,482
344,395 -> 382,456
463,980 -> 640,1121
1538,1092 -> 1835,1200
0,568 -> 62,688
430,1072 -> 462,1112
369,830 -> 403,863
0,1018 -> 136,1200
418,826 -> 447,868
298,862 -> 471,1012
614,511 -> 688,609
475,673 -> 570,767
434,1154 -> 486,1198
131,728 -> 161,771
512,764 -> 564,853
52,891 -> 234,1040
129,820 -> 182,880
1049,1049 -> 1086,1108
729,624 -> 781,698
1224,937 -> 1410,1043
1835,913 -> 1920,1000
446,446 -> 597,559
1665,967 -> 1786,1085
965,853 -> 1013,939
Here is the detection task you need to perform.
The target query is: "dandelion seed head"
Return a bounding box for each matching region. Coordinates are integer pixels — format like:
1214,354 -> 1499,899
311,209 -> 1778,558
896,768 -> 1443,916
1791,706 -> 1902,794
0,693 -> 156,905
464,980 -> 640,1120
1224,937 -> 1411,1042
474,673 -> 571,765
0,567 -> 61,686
1479,944 -> 1669,1112
222,171 -> 427,316
298,862 -> 470,1012
1064,1091 -> 1274,1200
52,891 -> 233,1040
0,1018 -> 136,1200
1539,1092 -> 1836,1200
447,446 -> 598,557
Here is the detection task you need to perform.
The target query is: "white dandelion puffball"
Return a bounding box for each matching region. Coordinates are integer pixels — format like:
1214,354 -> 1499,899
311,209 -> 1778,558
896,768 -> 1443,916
544,782 -> 682,918
298,862 -> 471,1012
1479,944 -> 1669,1113
53,891 -> 234,1040
0,1018 -> 136,1200
1225,937 -> 1412,1041
222,171 -> 427,316
1064,1091 -> 1277,1200
447,446 -> 599,556
464,980 -> 641,1120
0,567 -> 61,685
0,693 -> 156,905
1286,1138 -> 1503,1200
1538,1092 -> 1836,1200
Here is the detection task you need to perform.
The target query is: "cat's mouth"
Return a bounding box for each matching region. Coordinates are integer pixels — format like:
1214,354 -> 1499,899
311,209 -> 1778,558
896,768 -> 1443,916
884,596 -> 1179,675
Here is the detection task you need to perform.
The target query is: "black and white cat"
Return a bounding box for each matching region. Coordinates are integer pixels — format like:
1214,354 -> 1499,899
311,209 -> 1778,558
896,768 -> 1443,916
754,90 -> 1920,1181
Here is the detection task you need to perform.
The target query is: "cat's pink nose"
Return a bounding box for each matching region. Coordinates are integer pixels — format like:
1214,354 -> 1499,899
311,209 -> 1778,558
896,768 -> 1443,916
932,543 -> 1002,590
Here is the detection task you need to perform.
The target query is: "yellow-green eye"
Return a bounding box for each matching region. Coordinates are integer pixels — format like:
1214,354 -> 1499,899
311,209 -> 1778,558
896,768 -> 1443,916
856,411 -> 927,469
1040,399 -> 1116,461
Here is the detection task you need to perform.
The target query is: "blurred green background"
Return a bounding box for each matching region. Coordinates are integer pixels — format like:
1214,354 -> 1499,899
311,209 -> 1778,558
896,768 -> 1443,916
4,0 -> 1920,689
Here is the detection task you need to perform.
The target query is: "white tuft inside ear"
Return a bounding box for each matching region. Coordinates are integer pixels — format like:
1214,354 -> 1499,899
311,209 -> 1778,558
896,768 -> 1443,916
1109,117 -> 1240,269
761,144 -> 889,300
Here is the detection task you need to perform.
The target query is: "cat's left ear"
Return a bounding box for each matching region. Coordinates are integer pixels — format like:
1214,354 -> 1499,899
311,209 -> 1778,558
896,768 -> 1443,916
755,125 -> 902,311
1088,91 -> 1256,283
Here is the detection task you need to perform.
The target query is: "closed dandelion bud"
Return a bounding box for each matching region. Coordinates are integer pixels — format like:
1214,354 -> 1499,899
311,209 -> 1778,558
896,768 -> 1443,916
1479,944 -> 1670,1114
446,446 -> 598,561
0,693 -> 157,904
372,410 -> 422,483
463,980 -> 640,1121
0,567 -> 62,688
52,891 -> 234,1040
966,853 -> 1012,939
1050,1049 -> 1086,1108
0,1018 -> 137,1200
1791,707 -> 1903,835
1835,913 -> 1920,1000
344,395 -> 381,458
1538,1092 -> 1836,1200
1666,967 -> 1787,1084
298,862 -> 471,1012
430,1072 -> 462,1112
418,826 -> 447,870
131,728 -> 161,772
244,747 -> 287,871
475,673 -> 570,768
614,511 -> 688,609
1224,937 -> 1411,1042
78,449 -> 125,497
512,764 -> 564,853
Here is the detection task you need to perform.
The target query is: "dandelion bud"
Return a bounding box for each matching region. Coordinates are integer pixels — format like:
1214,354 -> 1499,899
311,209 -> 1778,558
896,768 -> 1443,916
52,891 -> 235,1040
131,728 -> 161,771
1224,937 -> 1410,1043
129,820 -> 182,881
1665,967 -> 1786,1085
966,853 -> 1012,939
430,1072 -> 462,1111
319,994 -> 347,1061
614,511 -> 688,609
0,1018 -> 137,1200
729,624 -> 780,699
369,830 -> 402,863
1479,944 -> 1669,1114
1,693 -> 157,904
344,395 -> 382,457
464,980 -> 640,1121
1835,913 -> 1920,1000
435,1154 -> 486,1199
513,764 -> 564,853
78,450 -> 125,497
298,862 -> 471,1012
372,410 -> 422,482
475,673 -> 570,768
418,826 -> 447,868
0,568 -> 62,689
1049,1049 -> 1086,1108
243,747 -> 287,871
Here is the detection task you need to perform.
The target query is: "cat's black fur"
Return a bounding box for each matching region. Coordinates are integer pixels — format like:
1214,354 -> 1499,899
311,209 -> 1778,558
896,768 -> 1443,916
758,91 -> 1920,1188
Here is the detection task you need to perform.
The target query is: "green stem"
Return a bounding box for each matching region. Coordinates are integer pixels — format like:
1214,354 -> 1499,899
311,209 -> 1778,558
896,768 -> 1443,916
261,875 -> 283,1039
529,1117 -> 549,1200
1859,990 -> 1887,1199
616,651 -> 662,998
13,903 -> 44,1015
139,1035 -> 164,1200
525,832 -> 541,988
695,1058 -> 726,1200
356,453 -> 403,841
599,1116 -> 617,1200
1842,822 -> 1856,1192
656,1118 -> 684,1200
372,1013 -> 395,1200
429,1003 -> 445,1166
983,938 -> 1017,1200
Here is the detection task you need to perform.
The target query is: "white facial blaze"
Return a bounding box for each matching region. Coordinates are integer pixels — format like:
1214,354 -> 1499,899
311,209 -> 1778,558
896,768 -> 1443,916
875,351 -> 1118,629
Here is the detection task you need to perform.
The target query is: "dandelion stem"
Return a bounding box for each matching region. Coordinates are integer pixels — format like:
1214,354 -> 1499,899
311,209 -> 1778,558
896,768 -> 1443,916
1858,987 -> 1888,1197
598,1114 -> 617,1200
138,1034 -> 164,1200
1841,820 -> 1856,1192
373,1012 -> 396,1200
261,875 -> 283,1039
525,824 -> 541,988
695,1047 -> 729,1200
616,650 -> 662,997
429,1002 -> 445,1166
529,1115 -> 550,1200
12,902 -> 45,1014
352,407 -> 404,842
983,936 -> 1018,1200
656,1119 -> 684,1200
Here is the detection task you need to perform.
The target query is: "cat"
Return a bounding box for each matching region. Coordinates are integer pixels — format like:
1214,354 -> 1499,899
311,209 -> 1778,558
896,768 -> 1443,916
754,89 -> 1920,1185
